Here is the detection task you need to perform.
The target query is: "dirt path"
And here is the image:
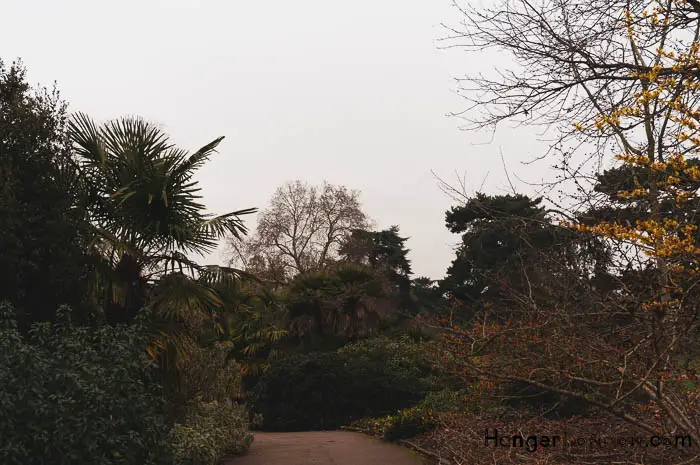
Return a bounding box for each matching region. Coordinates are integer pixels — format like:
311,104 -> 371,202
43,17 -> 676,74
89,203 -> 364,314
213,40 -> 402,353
225,431 -> 427,465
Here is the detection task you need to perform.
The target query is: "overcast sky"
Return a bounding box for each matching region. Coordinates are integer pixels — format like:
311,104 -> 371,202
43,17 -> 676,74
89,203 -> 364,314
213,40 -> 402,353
3,0 -> 551,279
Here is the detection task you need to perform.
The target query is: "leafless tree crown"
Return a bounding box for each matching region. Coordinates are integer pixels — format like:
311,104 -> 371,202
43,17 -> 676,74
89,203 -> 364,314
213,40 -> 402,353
228,181 -> 369,283
446,0 -> 700,165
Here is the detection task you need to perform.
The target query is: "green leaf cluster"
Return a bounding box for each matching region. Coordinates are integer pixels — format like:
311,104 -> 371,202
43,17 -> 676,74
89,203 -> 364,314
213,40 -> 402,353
0,302 -> 172,465
171,399 -> 253,465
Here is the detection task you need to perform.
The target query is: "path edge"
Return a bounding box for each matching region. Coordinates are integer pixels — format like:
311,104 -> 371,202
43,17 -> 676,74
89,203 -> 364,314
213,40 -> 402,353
339,426 -> 452,465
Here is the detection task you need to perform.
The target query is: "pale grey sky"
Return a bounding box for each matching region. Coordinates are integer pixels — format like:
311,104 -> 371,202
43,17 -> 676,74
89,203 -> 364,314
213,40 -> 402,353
3,0 -> 549,279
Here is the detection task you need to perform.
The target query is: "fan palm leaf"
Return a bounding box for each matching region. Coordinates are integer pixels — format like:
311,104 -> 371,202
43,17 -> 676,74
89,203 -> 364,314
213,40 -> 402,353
68,112 -> 256,263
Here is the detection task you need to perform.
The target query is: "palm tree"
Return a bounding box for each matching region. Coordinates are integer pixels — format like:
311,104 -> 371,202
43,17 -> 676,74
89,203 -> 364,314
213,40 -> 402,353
286,263 -> 393,341
67,113 -> 256,325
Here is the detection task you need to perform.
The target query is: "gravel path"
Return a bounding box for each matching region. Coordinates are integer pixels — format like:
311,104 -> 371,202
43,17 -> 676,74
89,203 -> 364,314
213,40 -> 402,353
225,431 -> 427,465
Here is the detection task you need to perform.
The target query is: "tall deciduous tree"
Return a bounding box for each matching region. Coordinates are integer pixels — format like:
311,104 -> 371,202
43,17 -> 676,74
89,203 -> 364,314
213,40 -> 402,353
228,181 -> 369,284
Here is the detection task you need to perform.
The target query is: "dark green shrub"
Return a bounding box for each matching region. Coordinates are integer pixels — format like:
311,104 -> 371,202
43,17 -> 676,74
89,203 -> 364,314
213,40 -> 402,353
337,335 -> 435,380
352,388 -> 467,440
248,352 -> 351,431
165,341 -> 243,421
382,407 -> 435,441
419,388 -> 467,413
249,336 -> 436,431
350,406 -> 435,441
285,263 -> 394,341
502,380 -> 593,417
171,399 -> 253,465
0,303 -> 173,465
383,388 -> 469,440
339,336 -> 437,417
166,341 -> 254,464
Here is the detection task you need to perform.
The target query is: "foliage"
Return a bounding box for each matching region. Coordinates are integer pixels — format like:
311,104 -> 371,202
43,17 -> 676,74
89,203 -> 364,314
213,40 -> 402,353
586,158 -> 700,227
249,336 -> 436,431
567,156 -> 700,439
67,112 -> 256,324
164,340 -> 243,421
0,60 -> 95,326
372,407 -> 435,441
439,193 -> 609,318
0,60 -> 257,464
410,276 -> 444,316
198,273 -> 289,393
0,302 -> 173,465
340,226 -> 412,293
285,263 -> 395,340
340,225 -> 415,315
218,284 -> 288,376
336,335 -> 436,378
340,227 -> 412,277
419,388 -> 469,413
248,351 -> 350,431
429,189 -> 699,439
434,0 -> 700,448
352,388 -> 467,441
171,399 -> 253,465
67,111 -> 258,393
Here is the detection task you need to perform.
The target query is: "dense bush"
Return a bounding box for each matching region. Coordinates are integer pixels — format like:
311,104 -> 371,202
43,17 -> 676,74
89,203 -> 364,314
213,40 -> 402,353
380,407 -> 434,441
249,336 -> 436,431
286,263 -> 395,341
165,340 -> 243,421
352,388 -> 467,440
502,380 -> 593,417
248,351 -> 349,430
167,342 -> 254,464
0,303 -> 173,465
418,388 -> 467,413
337,335 -> 436,379
171,399 -> 253,465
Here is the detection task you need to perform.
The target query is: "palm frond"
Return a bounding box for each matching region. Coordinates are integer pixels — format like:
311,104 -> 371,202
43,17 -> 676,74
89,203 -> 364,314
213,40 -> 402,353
197,208 -> 258,241
88,225 -> 143,262
198,265 -> 262,288
68,112 -> 108,168
144,252 -> 201,279
150,273 -> 223,326
171,136 -> 225,182
101,116 -> 171,163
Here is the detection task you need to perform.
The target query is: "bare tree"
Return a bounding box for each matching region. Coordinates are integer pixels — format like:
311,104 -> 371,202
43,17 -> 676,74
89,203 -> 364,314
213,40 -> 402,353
228,181 -> 370,283
441,0 -> 700,448
445,0 -> 700,174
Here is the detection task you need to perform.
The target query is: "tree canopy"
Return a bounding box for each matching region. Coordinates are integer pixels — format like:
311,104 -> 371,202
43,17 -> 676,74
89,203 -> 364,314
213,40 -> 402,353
0,60 -> 94,325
